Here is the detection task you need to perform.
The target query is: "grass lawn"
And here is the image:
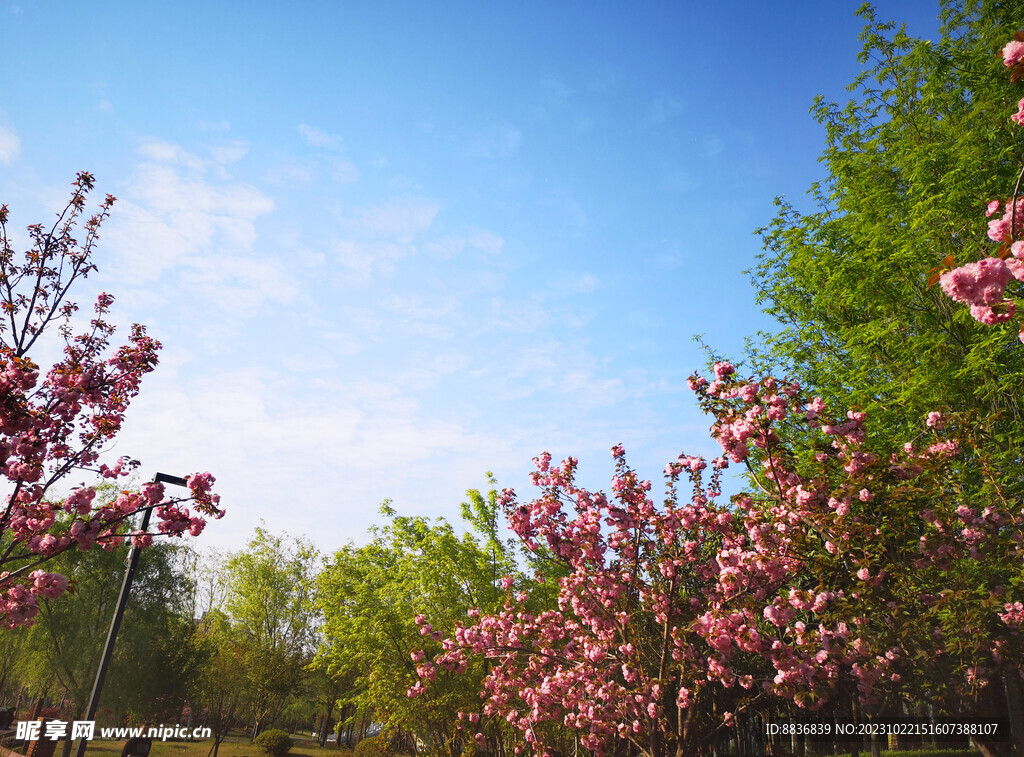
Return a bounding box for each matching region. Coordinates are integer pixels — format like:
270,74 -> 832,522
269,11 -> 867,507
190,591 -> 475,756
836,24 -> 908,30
9,735 -> 345,757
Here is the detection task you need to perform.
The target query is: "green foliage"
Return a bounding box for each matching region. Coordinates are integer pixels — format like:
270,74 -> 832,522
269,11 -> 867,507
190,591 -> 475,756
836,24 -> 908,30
353,736 -> 388,757
254,728 -> 293,757
224,527 -> 320,735
189,609 -> 247,747
12,535 -> 201,722
316,483 -> 520,757
749,0 -> 1024,463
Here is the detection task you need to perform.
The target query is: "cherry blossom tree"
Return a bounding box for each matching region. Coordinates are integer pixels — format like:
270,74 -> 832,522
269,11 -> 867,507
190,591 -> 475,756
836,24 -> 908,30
410,19 -> 1024,756
0,173 -> 221,629
414,363 -> 1024,757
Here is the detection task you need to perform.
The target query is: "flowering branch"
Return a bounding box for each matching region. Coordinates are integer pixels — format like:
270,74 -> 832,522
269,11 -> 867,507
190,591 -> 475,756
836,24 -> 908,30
0,175 -> 222,628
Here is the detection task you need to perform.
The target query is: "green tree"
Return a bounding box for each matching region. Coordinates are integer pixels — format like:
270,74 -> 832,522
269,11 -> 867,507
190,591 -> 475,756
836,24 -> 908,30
750,0 -> 1024,448
305,656 -> 353,747
12,538 -> 201,732
190,609 -> 248,757
316,487 -> 521,757
223,527 -> 320,739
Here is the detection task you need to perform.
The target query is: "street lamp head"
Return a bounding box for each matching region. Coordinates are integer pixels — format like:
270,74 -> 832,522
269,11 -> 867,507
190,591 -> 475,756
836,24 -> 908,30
153,472 -> 188,488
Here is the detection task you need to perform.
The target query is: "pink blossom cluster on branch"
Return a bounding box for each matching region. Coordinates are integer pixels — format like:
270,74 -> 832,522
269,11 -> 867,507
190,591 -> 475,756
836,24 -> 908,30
0,174 -> 222,628
937,35 -> 1024,339
411,365 -> 1024,757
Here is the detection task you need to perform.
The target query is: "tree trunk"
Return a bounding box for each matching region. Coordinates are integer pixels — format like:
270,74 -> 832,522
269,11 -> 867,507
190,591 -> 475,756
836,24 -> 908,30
928,703 -> 938,750
974,738 -> 1004,757
320,703 -> 335,748
208,733 -> 226,757
1003,669 -> 1024,757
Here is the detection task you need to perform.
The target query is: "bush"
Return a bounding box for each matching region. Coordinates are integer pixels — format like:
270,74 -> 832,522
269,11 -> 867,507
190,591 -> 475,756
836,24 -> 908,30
254,729 -> 293,757
354,736 -> 388,757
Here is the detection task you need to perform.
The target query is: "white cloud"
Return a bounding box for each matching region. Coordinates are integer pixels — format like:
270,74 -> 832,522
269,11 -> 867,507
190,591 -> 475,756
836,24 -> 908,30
108,161 -> 274,284
298,124 -> 341,149
263,160 -> 317,186
291,127 -> 359,184
137,139 -> 207,172
210,141 -> 250,164
332,239 -> 411,282
469,230 -> 504,255
115,366 -> 516,551
341,197 -> 441,242
563,272 -> 598,294
423,230 -> 504,259
0,126 -> 20,164
181,252 -> 297,315
325,197 -> 468,281
328,157 -> 359,184
103,138 -> 292,327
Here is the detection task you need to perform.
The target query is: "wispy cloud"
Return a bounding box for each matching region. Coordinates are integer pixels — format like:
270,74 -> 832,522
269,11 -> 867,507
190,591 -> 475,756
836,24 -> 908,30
0,126 -> 20,164
298,124 -> 342,149
116,365 -> 518,549
297,124 -> 359,184
137,139 -> 207,172
210,140 -> 250,164
423,230 -> 504,259
341,197 -> 441,241
103,138 -> 291,324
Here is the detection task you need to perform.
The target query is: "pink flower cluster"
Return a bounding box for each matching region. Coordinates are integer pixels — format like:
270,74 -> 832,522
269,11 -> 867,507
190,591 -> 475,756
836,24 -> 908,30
1003,39 -> 1024,68
937,38 -> 1024,338
412,366 -> 1024,756
0,175 -> 223,627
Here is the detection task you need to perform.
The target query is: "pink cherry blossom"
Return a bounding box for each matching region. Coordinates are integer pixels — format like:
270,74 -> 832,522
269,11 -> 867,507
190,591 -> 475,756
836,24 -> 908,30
0,175 -> 223,627
1003,39 -> 1024,68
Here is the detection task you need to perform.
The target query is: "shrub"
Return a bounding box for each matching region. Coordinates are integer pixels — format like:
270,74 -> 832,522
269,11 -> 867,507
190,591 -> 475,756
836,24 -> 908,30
254,729 -> 292,757
354,736 -> 388,757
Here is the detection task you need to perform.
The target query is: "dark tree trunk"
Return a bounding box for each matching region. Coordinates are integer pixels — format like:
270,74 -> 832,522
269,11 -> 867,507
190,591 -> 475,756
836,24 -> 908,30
1003,669 -> 1024,757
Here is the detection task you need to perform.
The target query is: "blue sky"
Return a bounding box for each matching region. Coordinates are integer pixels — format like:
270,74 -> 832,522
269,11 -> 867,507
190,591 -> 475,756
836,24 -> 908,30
0,1 -> 943,552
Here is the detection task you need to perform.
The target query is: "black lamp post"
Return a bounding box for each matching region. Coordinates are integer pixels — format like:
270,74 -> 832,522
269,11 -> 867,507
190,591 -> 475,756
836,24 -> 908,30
73,472 -> 189,757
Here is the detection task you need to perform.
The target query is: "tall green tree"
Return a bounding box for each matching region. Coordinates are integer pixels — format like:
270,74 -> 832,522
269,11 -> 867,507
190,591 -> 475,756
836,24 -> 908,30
750,0 -> 1024,446
223,527 -> 320,739
316,487 -> 521,757
190,609 -> 247,757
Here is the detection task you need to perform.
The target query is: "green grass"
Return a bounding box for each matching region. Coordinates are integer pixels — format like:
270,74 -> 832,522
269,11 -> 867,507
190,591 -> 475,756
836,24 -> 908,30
8,735 -> 345,757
